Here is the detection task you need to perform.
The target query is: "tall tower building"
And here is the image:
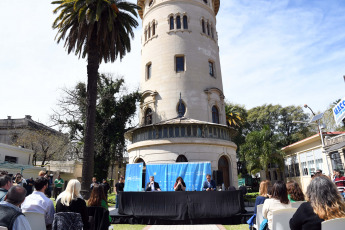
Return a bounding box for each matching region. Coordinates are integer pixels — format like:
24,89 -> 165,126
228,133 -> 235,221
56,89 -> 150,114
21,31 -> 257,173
125,0 -> 238,188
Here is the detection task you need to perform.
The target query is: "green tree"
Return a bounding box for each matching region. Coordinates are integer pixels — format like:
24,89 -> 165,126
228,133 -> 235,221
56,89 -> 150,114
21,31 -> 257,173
321,99 -> 345,132
52,0 -> 139,194
52,74 -> 140,181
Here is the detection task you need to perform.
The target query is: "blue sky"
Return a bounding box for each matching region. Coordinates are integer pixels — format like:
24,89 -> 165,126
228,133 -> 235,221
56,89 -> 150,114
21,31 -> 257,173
0,0 -> 344,125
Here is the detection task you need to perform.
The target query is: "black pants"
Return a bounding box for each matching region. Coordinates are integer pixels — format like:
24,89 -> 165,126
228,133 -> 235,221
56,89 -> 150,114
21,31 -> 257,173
54,187 -> 62,200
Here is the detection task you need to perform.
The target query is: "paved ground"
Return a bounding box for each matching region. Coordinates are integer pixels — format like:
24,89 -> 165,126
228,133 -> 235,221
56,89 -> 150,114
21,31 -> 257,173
143,225 -> 226,230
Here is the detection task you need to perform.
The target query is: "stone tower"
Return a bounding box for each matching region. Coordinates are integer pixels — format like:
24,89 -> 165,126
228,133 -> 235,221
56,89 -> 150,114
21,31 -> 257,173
125,0 -> 238,188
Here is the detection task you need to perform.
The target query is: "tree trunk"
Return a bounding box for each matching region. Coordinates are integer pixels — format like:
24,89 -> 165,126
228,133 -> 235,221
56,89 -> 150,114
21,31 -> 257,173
81,28 -> 99,198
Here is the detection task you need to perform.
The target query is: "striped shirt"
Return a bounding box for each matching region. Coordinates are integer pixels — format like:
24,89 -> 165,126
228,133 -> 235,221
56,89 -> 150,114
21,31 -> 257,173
334,176 -> 345,193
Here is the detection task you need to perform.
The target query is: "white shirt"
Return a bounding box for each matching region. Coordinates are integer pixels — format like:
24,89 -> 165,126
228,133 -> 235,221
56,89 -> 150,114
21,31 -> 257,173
150,182 -> 155,191
262,198 -> 292,230
0,201 -> 31,230
21,191 -> 55,225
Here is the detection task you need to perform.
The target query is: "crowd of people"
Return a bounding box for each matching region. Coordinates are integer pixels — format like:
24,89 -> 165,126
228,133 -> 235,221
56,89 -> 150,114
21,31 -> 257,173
0,170 -> 115,230
250,170 -> 345,230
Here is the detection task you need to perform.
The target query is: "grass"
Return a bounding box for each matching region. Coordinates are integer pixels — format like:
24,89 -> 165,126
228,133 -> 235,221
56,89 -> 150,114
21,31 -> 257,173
223,225 -> 248,230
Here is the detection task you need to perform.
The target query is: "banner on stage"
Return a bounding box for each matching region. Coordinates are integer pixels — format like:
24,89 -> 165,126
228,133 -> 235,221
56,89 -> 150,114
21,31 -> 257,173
145,162 -> 212,191
124,163 -> 143,191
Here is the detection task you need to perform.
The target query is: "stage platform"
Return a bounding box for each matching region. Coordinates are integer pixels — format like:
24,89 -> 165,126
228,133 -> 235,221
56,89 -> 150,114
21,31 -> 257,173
110,191 -> 249,225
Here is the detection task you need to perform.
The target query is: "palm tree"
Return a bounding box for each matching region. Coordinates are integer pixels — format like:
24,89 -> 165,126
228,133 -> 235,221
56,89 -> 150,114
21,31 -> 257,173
225,103 -> 246,128
52,0 -> 139,195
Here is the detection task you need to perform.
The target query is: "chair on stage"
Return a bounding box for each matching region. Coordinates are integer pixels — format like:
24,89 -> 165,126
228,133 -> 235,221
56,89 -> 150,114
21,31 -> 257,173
271,208 -> 297,230
87,206 -> 110,230
321,218 -> 345,230
52,212 -> 83,230
252,204 -> 264,230
291,201 -> 305,208
23,211 -> 46,230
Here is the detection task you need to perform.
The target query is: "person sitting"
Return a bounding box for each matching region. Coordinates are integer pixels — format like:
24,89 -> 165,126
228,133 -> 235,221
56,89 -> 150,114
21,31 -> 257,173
334,169 -> 345,197
145,176 -> 161,191
21,177 -> 55,228
202,174 -> 216,191
286,181 -> 304,203
262,181 -> 292,230
254,180 -> 271,216
56,179 -> 90,229
88,184 -> 111,223
290,175 -> 345,230
0,175 -> 12,202
174,177 -> 186,191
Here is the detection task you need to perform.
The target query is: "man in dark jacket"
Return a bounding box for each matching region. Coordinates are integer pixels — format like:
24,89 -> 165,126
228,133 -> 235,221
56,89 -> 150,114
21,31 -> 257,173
145,176 -> 161,191
202,174 -> 217,191
0,175 -> 12,202
0,186 -> 31,230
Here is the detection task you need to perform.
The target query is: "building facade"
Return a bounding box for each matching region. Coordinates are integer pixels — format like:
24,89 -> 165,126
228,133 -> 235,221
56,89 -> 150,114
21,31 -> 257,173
282,132 -> 345,192
125,0 -> 238,188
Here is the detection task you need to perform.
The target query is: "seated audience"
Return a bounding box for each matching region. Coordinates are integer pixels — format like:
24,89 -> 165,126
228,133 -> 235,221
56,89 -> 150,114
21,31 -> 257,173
262,181 -> 292,230
254,180 -> 271,216
56,179 -> 89,229
145,176 -> 161,191
0,186 -> 31,230
202,174 -> 216,191
334,169 -> 345,197
0,175 -> 12,202
174,177 -> 186,191
21,177 -> 55,228
290,175 -> 345,230
88,184 -> 111,222
286,181 -> 304,202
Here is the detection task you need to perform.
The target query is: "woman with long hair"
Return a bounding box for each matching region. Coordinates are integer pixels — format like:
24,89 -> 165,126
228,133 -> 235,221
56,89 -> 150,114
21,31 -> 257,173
56,179 -> 89,229
174,176 -> 186,191
290,175 -> 345,230
286,181 -> 304,202
88,184 -> 111,222
254,180 -> 271,215
262,181 -> 292,230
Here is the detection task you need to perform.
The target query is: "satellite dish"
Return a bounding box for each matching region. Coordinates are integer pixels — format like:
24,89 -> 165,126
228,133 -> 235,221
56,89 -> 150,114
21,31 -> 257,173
309,112 -> 324,123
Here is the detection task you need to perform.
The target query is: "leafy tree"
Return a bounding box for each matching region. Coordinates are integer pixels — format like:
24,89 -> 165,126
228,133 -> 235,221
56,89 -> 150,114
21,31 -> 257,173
321,99 -> 345,132
52,0 -> 139,193
52,74 -> 140,180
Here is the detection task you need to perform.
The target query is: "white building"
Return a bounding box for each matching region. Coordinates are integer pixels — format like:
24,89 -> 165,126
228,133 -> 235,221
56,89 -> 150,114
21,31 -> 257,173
125,0 -> 238,188
0,143 -> 42,178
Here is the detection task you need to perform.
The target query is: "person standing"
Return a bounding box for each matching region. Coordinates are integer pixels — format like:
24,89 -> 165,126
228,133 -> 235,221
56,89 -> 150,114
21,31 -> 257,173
0,186 -> 31,230
21,177 -> 55,228
202,174 -> 216,191
334,169 -> 345,197
90,177 -> 99,191
0,175 -> 12,202
25,177 -> 34,196
115,177 -> 125,209
101,179 -> 110,199
54,175 -> 64,200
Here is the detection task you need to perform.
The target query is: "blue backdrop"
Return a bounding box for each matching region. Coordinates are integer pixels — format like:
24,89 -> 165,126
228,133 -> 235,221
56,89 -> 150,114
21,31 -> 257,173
124,163 -> 143,191
145,162 -> 212,191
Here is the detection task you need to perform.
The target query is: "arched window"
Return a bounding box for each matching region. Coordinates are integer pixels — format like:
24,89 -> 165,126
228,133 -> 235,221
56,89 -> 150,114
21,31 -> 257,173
207,23 -> 210,35
183,15 -> 188,29
136,158 -> 146,167
145,29 -> 147,41
201,19 -> 205,33
148,25 -> 151,38
149,0 -> 153,7
170,16 -> 174,30
176,16 -> 181,29
177,101 -> 186,117
145,108 -> 153,125
212,106 -> 219,124
152,21 -> 155,35
203,0 -> 208,3
211,26 -> 214,38
176,155 -> 188,162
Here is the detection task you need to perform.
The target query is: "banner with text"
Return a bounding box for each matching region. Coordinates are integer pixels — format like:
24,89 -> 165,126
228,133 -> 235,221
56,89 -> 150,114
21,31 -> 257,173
333,97 -> 345,126
145,162 -> 212,191
124,163 -> 143,191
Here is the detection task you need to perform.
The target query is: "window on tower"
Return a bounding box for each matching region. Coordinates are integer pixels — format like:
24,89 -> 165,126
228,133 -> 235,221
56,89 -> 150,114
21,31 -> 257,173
207,23 -> 210,36
145,29 -> 147,41
211,26 -> 214,38
170,16 -> 174,30
175,56 -> 185,72
177,101 -> 186,116
209,61 -> 215,77
203,0 -> 208,4
148,25 -> 151,38
145,108 -> 153,125
212,106 -> 219,124
176,16 -> 181,29
152,21 -> 156,35
146,62 -> 152,80
149,0 -> 154,7
183,15 -> 188,29
201,19 -> 205,33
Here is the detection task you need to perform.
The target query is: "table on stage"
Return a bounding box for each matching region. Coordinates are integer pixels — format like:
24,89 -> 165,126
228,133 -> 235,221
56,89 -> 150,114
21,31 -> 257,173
118,190 -> 244,222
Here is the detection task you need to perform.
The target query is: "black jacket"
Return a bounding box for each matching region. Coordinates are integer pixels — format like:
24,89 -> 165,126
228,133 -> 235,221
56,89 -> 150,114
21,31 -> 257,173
289,202 -> 323,230
145,182 -> 160,191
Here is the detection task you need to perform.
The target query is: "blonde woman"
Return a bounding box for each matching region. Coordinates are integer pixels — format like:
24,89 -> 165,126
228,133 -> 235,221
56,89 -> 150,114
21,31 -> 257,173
254,180 -> 271,215
290,175 -> 345,230
56,179 -> 90,229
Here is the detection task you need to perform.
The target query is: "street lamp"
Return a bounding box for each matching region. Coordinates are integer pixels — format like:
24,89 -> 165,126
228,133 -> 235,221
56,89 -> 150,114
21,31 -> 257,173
303,104 -> 330,175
